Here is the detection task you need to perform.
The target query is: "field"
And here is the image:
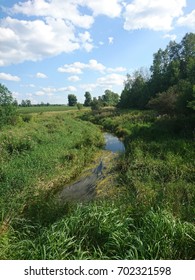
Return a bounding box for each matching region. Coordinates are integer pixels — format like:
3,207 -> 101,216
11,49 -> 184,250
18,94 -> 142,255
17,105 -> 79,114
0,107 -> 195,259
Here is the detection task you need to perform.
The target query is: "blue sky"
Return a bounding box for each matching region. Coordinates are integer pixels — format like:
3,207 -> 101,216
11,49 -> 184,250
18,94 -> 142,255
0,0 -> 194,104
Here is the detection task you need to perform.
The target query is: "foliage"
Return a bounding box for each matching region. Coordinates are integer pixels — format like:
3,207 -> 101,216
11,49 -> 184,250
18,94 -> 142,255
0,83 -> 17,127
84,92 -> 92,107
147,86 -> 179,115
148,80 -> 194,115
20,99 -> 32,107
77,103 -> 83,110
101,90 -> 119,106
90,97 -> 103,111
119,71 -> 150,109
68,94 -> 77,106
118,33 -> 195,115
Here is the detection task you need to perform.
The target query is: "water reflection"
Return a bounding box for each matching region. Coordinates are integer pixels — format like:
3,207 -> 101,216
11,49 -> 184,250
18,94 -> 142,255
104,132 -> 125,153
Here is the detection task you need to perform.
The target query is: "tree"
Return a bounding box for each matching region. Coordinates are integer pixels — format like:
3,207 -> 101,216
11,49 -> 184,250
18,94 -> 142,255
0,83 -> 17,127
21,99 -> 31,107
90,97 -> 103,111
147,86 -> 179,115
84,91 -> 92,106
101,90 -> 119,106
118,71 -> 150,109
68,94 -> 77,106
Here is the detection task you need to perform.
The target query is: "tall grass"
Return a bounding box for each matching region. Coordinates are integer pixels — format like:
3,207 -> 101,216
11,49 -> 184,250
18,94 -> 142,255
1,199 -> 194,259
0,108 -> 194,260
0,113 -> 104,236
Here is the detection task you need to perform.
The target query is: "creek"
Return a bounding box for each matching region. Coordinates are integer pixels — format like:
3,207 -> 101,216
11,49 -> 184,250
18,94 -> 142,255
103,132 -> 125,153
59,132 -> 125,202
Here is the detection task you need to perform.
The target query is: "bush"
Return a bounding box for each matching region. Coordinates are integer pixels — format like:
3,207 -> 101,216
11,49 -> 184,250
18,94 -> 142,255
0,83 -> 17,128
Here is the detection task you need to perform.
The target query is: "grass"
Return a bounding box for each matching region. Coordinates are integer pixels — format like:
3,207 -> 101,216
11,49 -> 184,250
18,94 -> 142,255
0,112 -> 104,243
0,108 -> 195,260
17,105 -> 78,114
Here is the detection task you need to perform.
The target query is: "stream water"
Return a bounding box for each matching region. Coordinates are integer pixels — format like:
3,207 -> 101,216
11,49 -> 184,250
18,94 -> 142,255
59,132 -> 125,202
104,132 -> 125,153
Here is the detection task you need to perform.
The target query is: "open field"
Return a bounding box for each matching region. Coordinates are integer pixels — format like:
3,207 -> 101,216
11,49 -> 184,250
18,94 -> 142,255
0,108 -> 195,259
17,105 -> 78,114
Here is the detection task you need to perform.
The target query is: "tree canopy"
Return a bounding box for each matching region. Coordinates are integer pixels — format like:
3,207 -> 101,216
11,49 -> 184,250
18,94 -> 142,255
68,94 -> 77,106
118,33 -> 195,115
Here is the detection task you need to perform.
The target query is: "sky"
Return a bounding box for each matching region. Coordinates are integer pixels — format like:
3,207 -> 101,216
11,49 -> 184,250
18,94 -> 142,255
0,0 -> 194,104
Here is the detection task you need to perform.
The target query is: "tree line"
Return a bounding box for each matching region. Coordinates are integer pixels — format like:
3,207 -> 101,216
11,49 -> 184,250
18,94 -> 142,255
68,89 -> 119,109
0,33 -> 194,127
119,33 -> 195,115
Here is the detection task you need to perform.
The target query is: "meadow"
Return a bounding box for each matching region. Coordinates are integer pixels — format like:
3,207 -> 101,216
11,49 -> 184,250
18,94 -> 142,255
17,105 -> 78,114
0,107 -> 194,259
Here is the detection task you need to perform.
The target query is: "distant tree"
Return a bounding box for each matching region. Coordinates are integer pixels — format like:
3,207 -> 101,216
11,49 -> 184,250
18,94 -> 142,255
90,97 -> 103,111
119,71 -> 150,109
84,91 -> 92,106
21,99 -> 32,107
0,83 -> 17,127
68,94 -> 77,106
102,89 -> 119,106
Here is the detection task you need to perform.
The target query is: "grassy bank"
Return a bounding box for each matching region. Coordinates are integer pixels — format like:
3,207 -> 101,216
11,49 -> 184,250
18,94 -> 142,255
0,108 -> 195,259
0,111 -> 105,258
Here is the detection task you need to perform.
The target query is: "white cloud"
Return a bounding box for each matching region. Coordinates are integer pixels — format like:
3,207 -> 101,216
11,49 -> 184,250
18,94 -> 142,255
58,65 -> 83,74
108,37 -> 114,44
177,10 -> 195,31
163,34 -> 177,41
35,91 -> 45,96
97,73 -> 125,87
40,86 -> 77,94
0,16 -> 80,66
10,0 -> 94,29
36,72 -> 48,79
65,86 -> 77,92
0,72 -> 20,81
20,83 -> 36,88
58,59 -> 106,74
0,0 -> 123,66
84,0 -> 122,17
78,31 -> 93,52
123,0 -> 186,31
79,83 -> 97,91
107,66 -> 126,73
68,76 -> 81,82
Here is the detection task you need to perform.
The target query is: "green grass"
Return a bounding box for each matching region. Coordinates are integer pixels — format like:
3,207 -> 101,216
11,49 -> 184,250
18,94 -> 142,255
1,199 -> 194,260
17,105 -> 78,114
0,108 -> 195,260
0,112 -> 104,235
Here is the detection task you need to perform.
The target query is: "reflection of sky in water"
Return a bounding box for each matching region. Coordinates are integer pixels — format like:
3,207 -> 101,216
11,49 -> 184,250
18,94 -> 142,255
104,133 -> 125,153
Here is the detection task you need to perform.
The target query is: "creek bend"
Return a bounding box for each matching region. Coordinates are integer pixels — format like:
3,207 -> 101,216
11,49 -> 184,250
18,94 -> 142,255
59,132 -> 124,202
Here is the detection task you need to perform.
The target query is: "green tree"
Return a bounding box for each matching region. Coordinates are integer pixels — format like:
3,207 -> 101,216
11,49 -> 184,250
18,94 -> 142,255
84,91 -> 92,106
68,94 -> 77,106
147,86 -> 178,115
119,71 -> 149,109
90,97 -> 103,112
0,83 -> 17,127
102,90 -> 119,106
